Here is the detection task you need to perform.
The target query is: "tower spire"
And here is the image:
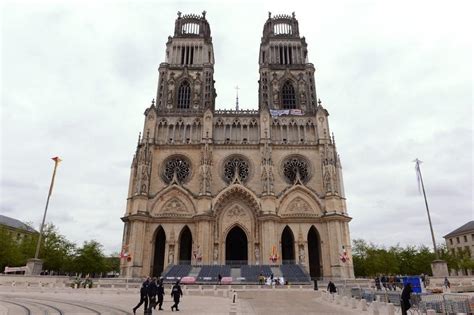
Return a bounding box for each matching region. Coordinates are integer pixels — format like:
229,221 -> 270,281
235,85 -> 240,111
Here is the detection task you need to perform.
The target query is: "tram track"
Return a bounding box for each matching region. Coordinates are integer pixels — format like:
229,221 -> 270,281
0,299 -> 32,314
18,296 -> 132,314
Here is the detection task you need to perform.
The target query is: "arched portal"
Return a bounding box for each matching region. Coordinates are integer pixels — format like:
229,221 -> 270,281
225,226 -> 248,264
308,226 -> 322,278
153,226 -> 166,276
281,225 -> 295,263
179,226 -> 192,264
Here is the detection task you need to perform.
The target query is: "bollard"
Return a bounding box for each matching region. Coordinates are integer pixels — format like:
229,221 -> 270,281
229,303 -> 237,315
360,299 -> 368,311
426,310 -> 436,315
351,297 -> 357,309
371,301 -> 379,315
386,303 -> 394,315
343,296 -> 349,307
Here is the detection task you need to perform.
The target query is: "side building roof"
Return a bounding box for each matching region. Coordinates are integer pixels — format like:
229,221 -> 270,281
443,221 -> 474,238
0,214 -> 37,233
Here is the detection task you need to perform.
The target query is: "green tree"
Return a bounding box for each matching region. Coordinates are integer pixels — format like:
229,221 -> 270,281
73,240 -> 107,276
0,227 -> 22,272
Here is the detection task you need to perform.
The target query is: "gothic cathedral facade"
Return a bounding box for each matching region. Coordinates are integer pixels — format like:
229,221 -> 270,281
120,12 -> 355,279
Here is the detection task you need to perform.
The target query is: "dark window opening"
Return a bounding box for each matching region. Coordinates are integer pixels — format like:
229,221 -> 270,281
177,81 -> 191,109
282,81 -> 296,109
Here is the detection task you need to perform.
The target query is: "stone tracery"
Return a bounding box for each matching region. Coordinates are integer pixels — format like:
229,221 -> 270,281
162,156 -> 191,184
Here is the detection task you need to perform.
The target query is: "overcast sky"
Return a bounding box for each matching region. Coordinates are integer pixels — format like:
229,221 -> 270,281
1,0 -> 472,255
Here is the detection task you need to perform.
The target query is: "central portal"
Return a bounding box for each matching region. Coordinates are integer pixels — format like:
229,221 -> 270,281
225,226 -> 248,264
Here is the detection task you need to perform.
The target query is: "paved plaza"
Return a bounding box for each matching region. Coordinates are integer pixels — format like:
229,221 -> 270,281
0,287 -> 362,315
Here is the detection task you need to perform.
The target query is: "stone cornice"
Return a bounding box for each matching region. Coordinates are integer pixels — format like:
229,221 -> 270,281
321,211 -> 352,222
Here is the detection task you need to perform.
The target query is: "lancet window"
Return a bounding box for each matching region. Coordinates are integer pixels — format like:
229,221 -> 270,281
282,81 -> 296,109
177,81 -> 191,109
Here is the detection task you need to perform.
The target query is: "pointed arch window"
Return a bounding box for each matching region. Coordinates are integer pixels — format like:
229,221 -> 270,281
177,81 -> 191,109
282,81 -> 296,109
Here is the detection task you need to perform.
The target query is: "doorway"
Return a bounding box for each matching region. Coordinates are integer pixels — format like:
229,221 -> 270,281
225,226 -> 248,264
153,226 -> 166,276
179,226 -> 192,264
281,225 -> 295,263
307,226 -> 322,278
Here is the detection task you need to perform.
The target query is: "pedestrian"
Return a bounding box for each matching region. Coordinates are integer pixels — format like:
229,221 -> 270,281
420,273 -> 426,288
327,281 -> 337,294
444,277 -> 450,289
157,278 -> 165,311
171,280 -> 183,312
400,283 -> 412,315
375,276 -> 381,290
218,273 -> 222,285
147,277 -> 158,312
270,273 -> 274,284
133,278 -> 150,314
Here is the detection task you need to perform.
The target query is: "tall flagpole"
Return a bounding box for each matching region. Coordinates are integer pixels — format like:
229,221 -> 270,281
34,156 -> 62,259
414,158 -> 438,259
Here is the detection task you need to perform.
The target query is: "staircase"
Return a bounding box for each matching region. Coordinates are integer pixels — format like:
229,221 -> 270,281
231,267 -> 241,279
188,267 -> 201,278
271,267 -> 282,277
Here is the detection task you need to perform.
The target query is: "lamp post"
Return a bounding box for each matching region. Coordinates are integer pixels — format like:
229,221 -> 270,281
26,157 -> 61,275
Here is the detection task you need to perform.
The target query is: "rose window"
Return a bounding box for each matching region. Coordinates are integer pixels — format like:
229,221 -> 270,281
223,156 -> 250,183
283,157 -> 310,184
162,156 -> 191,184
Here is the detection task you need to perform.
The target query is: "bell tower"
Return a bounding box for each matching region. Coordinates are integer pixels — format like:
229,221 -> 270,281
155,11 -> 216,113
258,12 -> 317,113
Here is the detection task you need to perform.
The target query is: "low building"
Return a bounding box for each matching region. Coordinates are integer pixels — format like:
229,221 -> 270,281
443,221 -> 474,275
0,214 -> 37,242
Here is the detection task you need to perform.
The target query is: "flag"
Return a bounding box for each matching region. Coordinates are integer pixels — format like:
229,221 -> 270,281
290,109 -> 304,115
48,156 -> 62,197
269,245 -> 279,262
339,246 -> 350,263
120,244 -> 130,259
52,156 -> 62,163
414,158 -> 422,194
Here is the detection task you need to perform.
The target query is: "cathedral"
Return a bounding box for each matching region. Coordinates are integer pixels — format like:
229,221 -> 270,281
120,11 -> 355,279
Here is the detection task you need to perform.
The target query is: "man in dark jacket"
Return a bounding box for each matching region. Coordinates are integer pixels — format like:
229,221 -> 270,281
327,281 -> 337,293
400,283 -> 413,315
147,277 -> 158,312
133,278 -> 150,314
157,279 -> 165,310
171,280 -> 183,311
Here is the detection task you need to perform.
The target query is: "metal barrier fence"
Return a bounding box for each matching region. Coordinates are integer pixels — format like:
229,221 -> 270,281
339,286 -> 473,314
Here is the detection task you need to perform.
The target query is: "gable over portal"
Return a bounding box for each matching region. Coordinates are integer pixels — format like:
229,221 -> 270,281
278,186 -> 323,217
150,186 -> 196,217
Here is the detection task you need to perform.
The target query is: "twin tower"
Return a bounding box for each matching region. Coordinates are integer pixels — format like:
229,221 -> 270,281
121,12 -> 354,279
156,11 -> 317,113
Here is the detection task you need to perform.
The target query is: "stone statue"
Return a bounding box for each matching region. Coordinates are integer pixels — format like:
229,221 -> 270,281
213,247 -> 218,261
255,247 -> 260,260
299,246 -> 305,263
168,247 -> 174,264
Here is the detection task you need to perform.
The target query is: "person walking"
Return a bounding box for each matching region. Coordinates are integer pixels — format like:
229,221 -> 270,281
218,273 -> 222,285
147,277 -> 158,313
171,280 -> 183,312
400,283 -> 413,315
133,278 -> 150,314
157,279 -> 165,311
444,277 -> 450,290
327,281 -> 337,294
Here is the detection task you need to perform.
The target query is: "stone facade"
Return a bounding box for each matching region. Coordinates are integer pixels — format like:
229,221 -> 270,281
120,12 -> 355,279
444,221 -> 474,276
